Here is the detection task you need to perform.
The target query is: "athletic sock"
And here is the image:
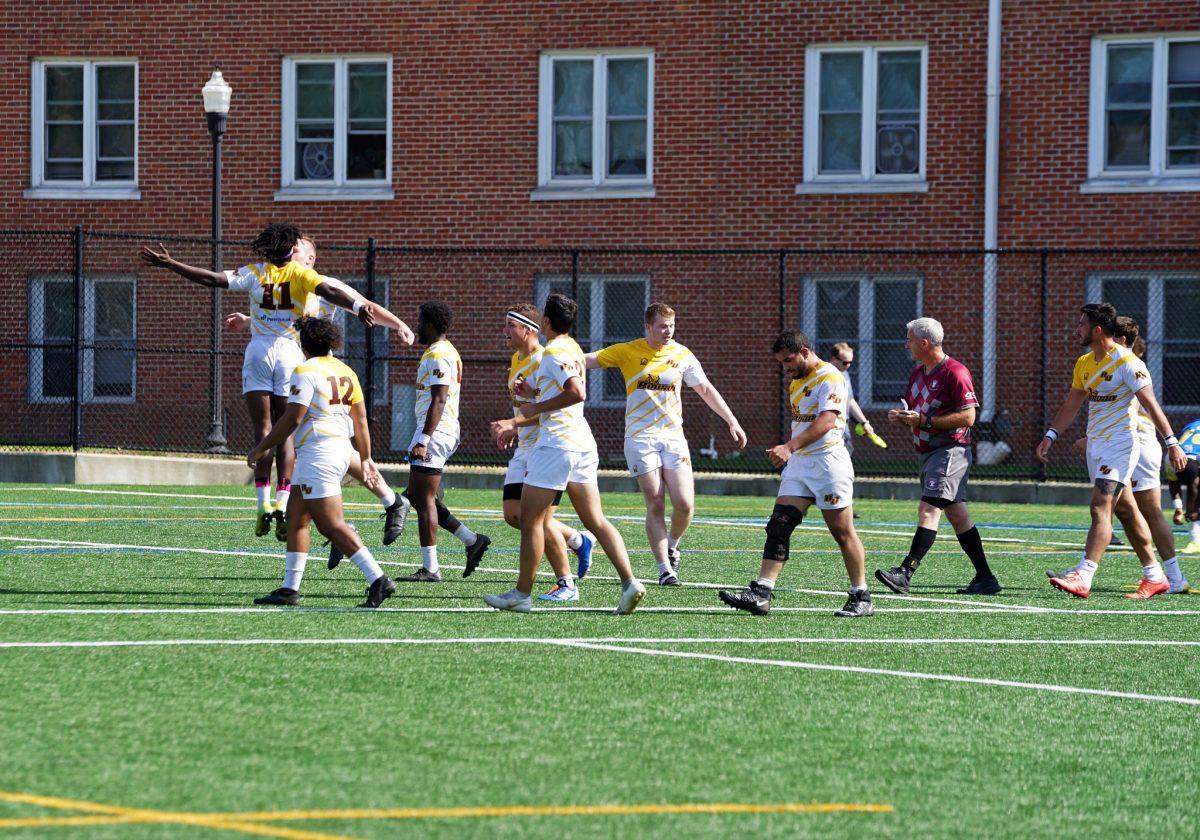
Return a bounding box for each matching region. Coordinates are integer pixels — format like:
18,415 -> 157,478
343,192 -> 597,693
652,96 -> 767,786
1163,556 -> 1183,587
557,574 -> 574,590
657,561 -> 673,576
1192,522 -> 1200,543
1142,561 -> 1166,583
377,484 -> 397,510
667,535 -> 681,552
902,527 -> 937,574
350,547 -> 383,584
274,479 -> 291,511
754,577 -> 775,590
955,526 -> 992,577
1077,559 -> 1099,587
1175,498 -> 1185,512
850,583 -> 869,594
255,480 -> 271,508
453,524 -> 477,547
283,552 -> 307,590
565,530 -> 584,550
420,545 -> 439,574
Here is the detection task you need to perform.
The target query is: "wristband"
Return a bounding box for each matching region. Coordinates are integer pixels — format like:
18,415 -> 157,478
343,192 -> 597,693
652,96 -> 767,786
417,433 -> 431,447
1043,429 -> 1058,442
352,299 -> 365,315
920,413 -> 933,430
1165,434 -> 1179,447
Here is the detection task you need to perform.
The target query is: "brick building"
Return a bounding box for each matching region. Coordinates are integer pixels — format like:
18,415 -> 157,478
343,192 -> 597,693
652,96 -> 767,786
1,1 -> 1197,473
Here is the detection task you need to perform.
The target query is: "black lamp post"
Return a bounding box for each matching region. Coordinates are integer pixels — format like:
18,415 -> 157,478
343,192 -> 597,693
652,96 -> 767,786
202,69 -> 231,452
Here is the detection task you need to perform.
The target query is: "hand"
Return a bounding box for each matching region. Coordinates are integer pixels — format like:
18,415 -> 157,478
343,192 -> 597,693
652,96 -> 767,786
1168,444 -> 1187,473
490,418 -> 516,446
897,411 -> 922,430
765,443 -> 792,468
356,301 -> 379,328
729,422 -> 748,450
862,420 -> 874,435
360,458 -> 381,490
886,409 -> 902,424
410,443 -> 428,462
139,243 -> 172,268
518,401 -> 539,419
1072,436 -> 1087,456
397,325 -> 415,346
247,447 -> 266,470
1034,437 -> 1053,464
513,376 -> 536,399
224,312 -> 250,332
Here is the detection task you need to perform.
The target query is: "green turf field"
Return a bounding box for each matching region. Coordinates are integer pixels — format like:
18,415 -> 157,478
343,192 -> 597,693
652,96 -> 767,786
0,483 -> 1197,838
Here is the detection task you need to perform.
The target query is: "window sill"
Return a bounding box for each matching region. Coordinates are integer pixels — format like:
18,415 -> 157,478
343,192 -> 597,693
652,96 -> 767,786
274,185 -> 394,202
530,184 -> 656,201
794,180 -> 928,195
1080,176 -> 1200,194
24,186 -> 141,201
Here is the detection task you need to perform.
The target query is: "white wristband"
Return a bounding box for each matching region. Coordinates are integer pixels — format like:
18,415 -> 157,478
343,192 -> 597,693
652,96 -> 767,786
417,433 -> 431,447
352,299 -> 365,315
1043,429 -> 1058,442
1165,434 -> 1179,447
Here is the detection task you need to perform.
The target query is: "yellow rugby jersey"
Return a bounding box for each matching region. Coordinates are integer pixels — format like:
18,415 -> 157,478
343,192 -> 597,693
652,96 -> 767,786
531,334 -> 596,453
508,346 -> 544,449
288,355 -> 362,449
787,361 -> 847,456
594,338 -> 706,440
1071,344 -> 1150,444
414,339 -> 462,440
226,261 -> 327,340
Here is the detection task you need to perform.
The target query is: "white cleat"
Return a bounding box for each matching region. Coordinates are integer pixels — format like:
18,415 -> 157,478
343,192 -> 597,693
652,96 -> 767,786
483,589 -> 533,612
614,578 -> 646,615
537,585 -> 580,603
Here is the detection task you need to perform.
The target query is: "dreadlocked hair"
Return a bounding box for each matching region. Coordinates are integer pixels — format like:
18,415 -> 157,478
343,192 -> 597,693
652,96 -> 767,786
252,222 -> 302,263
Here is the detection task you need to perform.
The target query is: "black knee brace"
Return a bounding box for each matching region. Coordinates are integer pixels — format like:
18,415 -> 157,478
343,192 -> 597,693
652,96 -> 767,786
763,504 -> 804,562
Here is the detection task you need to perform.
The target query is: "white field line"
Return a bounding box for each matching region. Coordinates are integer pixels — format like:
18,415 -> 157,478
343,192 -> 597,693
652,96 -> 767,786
0,606 -> 1112,617
546,640 -> 1200,706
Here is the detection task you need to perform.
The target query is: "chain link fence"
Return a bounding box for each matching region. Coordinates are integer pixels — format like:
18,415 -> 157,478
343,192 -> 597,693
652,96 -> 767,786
3,228 -> 1198,481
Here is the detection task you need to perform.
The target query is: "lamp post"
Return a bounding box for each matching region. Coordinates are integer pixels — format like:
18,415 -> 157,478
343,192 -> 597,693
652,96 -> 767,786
202,69 -> 231,452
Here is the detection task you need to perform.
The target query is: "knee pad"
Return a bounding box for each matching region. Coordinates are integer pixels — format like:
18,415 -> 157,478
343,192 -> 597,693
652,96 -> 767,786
763,504 -> 804,562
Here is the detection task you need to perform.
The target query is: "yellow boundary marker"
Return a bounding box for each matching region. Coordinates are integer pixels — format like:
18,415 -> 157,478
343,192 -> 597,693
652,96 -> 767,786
0,790 -> 892,836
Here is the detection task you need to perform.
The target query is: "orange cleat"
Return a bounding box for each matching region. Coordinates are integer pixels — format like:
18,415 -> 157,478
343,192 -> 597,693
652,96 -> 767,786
1124,577 -> 1169,600
1049,571 -> 1091,599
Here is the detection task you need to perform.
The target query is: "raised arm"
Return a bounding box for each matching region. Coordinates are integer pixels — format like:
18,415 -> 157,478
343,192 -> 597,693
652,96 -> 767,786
139,243 -> 228,288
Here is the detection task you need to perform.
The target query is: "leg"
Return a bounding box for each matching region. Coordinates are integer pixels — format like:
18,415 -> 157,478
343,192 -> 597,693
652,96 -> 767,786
636,469 -> 670,570
822,506 -> 866,588
662,462 -> 696,570
874,498 -> 942,595
517,485 -> 558,594
307,493 -> 394,607
717,495 -> 810,615
254,491 -> 310,606
944,502 -> 998,590
245,391 -> 277,536
270,393 -> 295,498
1134,489 -> 1177,565
567,481 -> 634,582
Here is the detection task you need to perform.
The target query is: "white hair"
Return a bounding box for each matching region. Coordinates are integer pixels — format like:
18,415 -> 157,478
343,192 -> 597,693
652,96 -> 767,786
906,317 -> 944,347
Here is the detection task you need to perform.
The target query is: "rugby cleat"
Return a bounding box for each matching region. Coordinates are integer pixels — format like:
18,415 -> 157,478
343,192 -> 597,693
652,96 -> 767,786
667,545 -> 681,574
253,587 -> 299,606
572,531 -> 595,579
1109,532 -> 1124,547
874,565 -> 911,595
462,534 -> 492,578
483,588 -> 533,612
834,589 -> 875,618
717,581 -> 772,616
537,584 -> 580,603
1049,571 -> 1091,599
273,509 -> 288,542
1124,577 -> 1169,600
614,578 -> 646,615
255,505 -> 274,537
956,575 -> 1003,595
1046,566 -> 1076,579
358,575 -> 396,608
1182,542 -> 1200,555
658,570 -> 682,587
381,496 -> 411,546
325,523 -> 357,570
1169,578 -> 1192,595
398,567 -> 443,583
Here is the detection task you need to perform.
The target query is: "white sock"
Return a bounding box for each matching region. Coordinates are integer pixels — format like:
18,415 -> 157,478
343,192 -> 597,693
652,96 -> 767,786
1142,561 -> 1166,582
283,552 -> 308,591
1162,556 -> 1183,585
755,577 -> 775,590
850,583 -> 869,594
1175,498 -> 1185,511
454,524 -> 477,546
256,484 -> 271,507
1077,559 -> 1099,587
657,561 -> 672,576
565,530 -> 583,550
421,545 -> 439,574
1192,522 -> 1200,542
667,535 -> 681,552
1072,552 -> 1088,573
275,488 -> 290,510
557,574 -> 574,589
350,547 -> 383,584
377,485 -> 396,510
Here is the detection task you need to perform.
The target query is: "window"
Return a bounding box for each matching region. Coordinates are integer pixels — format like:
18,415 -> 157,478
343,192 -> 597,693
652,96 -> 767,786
278,57 -> 392,200
28,276 -> 136,403
534,51 -> 655,200
1085,272 -> 1200,410
28,60 -> 138,199
800,274 -> 922,407
534,275 -> 651,406
1085,36 -> 1200,192
800,45 -> 927,194
320,277 -> 390,404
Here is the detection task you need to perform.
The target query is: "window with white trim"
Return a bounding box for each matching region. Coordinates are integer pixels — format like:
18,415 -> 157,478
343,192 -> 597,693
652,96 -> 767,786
28,276 -> 136,403
279,57 -> 391,199
801,274 -> 922,408
535,51 -> 654,199
1085,272 -> 1200,410
801,45 -> 927,193
534,275 -> 651,407
28,60 -> 137,198
1086,36 -> 1200,190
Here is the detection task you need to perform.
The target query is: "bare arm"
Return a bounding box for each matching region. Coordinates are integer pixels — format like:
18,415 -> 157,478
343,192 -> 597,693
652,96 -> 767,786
421,385 -> 448,436
691,379 -> 747,449
1135,386 -> 1188,471
765,410 -> 839,467
349,400 -> 381,489
1035,388 -> 1088,463
519,377 -> 586,417
847,396 -> 869,426
139,243 -> 228,288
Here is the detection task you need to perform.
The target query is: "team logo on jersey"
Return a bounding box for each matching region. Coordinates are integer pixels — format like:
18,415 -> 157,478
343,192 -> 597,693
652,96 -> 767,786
640,358 -> 649,365
824,494 -> 841,505
963,390 -> 976,402
1135,371 -> 1147,381
828,394 -> 841,404
432,368 -> 444,378
636,373 -> 675,392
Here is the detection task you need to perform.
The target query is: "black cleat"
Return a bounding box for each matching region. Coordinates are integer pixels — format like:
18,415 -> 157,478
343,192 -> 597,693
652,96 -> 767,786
381,496 -> 411,546
325,523 -> 358,570
658,570 -> 682,586
717,581 -> 772,615
273,509 -> 288,542
834,589 -> 874,618
874,565 -> 911,595
358,575 -> 397,608
956,574 -> 1003,595
667,546 -> 681,574
399,567 -> 443,583
1109,532 -> 1124,546
254,587 -> 300,606
462,534 -> 492,578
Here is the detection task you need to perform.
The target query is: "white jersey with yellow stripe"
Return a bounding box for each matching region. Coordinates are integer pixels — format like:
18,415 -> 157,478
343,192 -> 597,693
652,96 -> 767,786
1071,344 -> 1150,444
414,339 -> 462,441
288,354 -> 361,450
508,347 -> 543,449
788,361 -> 847,456
224,261 -> 326,341
531,334 -> 596,454
594,338 -> 705,441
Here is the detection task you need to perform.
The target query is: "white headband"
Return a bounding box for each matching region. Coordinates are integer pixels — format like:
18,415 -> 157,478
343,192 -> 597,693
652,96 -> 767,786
506,311 -> 540,330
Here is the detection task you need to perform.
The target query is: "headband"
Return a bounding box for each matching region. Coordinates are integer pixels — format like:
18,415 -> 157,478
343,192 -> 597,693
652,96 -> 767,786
506,310 -> 540,330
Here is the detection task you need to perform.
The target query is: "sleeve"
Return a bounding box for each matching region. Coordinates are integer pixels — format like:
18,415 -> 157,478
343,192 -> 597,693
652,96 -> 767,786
951,365 -> 980,410
544,351 -> 580,389
291,265 -> 327,299
1071,356 -> 1088,391
681,351 -> 707,387
594,342 -> 626,370
814,376 -> 844,415
1120,357 -> 1152,394
421,355 -> 452,388
289,370 -> 316,407
224,266 -> 254,292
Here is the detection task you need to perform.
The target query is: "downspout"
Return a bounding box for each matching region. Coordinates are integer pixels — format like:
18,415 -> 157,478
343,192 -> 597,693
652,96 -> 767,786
981,0 -> 1001,423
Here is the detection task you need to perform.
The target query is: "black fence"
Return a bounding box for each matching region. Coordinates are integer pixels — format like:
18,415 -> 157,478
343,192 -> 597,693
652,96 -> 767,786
3,227 -> 1198,482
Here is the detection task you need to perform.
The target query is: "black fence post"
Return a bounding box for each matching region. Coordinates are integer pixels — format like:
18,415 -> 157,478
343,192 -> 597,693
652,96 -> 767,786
778,249 -> 788,444
71,225 -> 84,451
570,249 -> 580,339
364,236 -> 377,424
1038,247 -> 1049,482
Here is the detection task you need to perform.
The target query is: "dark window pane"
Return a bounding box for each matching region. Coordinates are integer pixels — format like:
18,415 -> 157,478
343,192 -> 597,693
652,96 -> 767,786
815,281 -> 859,340
1098,278 -> 1148,329
47,123 -> 83,159
873,342 -> 913,402
92,346 -> 134,396
347,133 -> 386,179
553,61 -> 593,117
820,113 -> 861,173
47,102 -> 83,121
877,51 -> 921,111
45,161 -> 82,180
95,284 -> 134,338
98,100 -> 134,120
96,160 -> 134,180
42,282 -> 74,338
1167,105 -> 1200,163
348,63 -> 387,120
296,64 -> 334,119
97,65 -> 133,100
1164,344 -> 1200,406
603,280 -> 645,341
98,123 -> 134,159
1169,42 -> 1200,84
820,52 -> 863,110
544,279 -> 591,346
607,119 -> 646,176
554,121 -> 592,176
1164,277 -> 1200,340
42,347 -> 75,398
874,281 -> 919,336
46,66 -> 83,102
1107,109 -> 1152,168
1107,45 -> 1153,104
607,59 -> 647,116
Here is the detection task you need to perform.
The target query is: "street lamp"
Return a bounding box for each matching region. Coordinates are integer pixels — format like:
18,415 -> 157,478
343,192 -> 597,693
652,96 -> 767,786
202,69 -> 231,452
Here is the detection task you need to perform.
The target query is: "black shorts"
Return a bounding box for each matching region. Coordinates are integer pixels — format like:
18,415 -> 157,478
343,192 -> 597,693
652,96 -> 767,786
502,482 -> 563,506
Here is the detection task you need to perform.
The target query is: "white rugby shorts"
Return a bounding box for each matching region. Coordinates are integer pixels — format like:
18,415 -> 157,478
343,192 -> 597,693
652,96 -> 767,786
524,446 -> 599,492
1130,432 -> 1162,493
408,428 -> 459,471
624,435 -> 692,477
242,336 -> 304,397
293,438 -> 353,500
778,446 -> 855,510
1086,437 -> 1139,487
504,446 -> 532,486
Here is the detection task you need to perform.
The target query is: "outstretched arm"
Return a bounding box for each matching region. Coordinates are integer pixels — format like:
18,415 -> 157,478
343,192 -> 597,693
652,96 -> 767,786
139,243 -> 228,288
691,379 -> 747,449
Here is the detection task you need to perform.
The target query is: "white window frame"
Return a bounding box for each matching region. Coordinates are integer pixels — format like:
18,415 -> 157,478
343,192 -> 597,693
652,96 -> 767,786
27,59 -> 140,200
533,50 -> 656,201
799,43 -> 928,195
534,274 -> 651,407
1084,33 -> 1200,193
277,55 -> 394,201
1085,271 -> 1200,412
800,273 -> 923,409
28,275 -> 137,404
